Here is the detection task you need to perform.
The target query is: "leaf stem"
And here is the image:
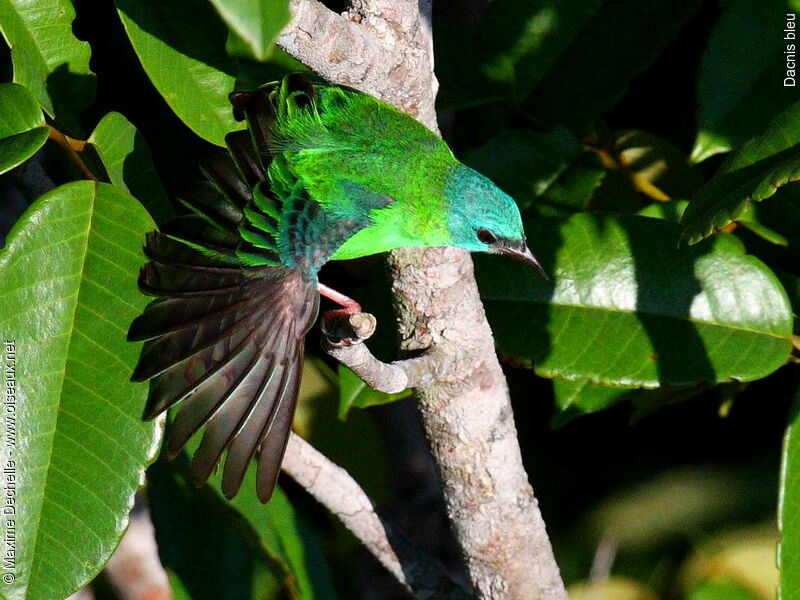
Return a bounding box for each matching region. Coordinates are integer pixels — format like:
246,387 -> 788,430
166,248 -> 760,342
48,126 -> 97,181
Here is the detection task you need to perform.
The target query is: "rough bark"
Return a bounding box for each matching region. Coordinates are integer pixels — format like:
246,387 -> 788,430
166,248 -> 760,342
283,434 -> 473,600
278,1 -> 568,598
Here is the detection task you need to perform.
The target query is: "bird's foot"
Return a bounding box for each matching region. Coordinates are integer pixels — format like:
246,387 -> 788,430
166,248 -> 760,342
318,283 -> 362,313
321,310 -> 376,348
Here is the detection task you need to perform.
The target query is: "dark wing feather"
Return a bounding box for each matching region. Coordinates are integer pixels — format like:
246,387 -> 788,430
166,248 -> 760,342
131,233 -> 319,501
129,73 -> 352,502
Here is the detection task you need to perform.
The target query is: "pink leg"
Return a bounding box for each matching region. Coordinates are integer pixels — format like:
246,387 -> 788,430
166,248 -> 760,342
318,283 -> 361,313
318,284 -> 363,346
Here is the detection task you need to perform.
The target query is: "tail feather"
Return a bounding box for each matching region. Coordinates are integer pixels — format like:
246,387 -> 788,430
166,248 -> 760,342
165,342 -> 261,456
189,354 -> 278,482
255,378 -> 299,503
145,332 -> 253,421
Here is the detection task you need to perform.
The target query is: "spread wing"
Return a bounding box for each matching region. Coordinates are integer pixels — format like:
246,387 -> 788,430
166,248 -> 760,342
130,224 -> 319,502
129,73 -> 389,502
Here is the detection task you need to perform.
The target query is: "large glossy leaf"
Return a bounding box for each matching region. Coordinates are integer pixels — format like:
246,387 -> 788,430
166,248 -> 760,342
89,111 -> 174,224
0,0 -> 95,135
522,0 -> 704,134
208,0 -> 291,62
116,0 -> 241,146
692,0 -> 800,162
0,82 -> 47,175
682,101 -> 800,245
780,388 -> 800,600
0,182 -> 161,599
478,213 -> 793,387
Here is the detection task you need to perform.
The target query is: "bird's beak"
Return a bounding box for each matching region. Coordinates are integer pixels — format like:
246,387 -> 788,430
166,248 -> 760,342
497,240 -> 549,279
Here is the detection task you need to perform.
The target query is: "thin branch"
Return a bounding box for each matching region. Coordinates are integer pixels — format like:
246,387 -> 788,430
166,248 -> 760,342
278,0 -> 439,128
282,434 -> 475,600
322,312 -> 439,393
277,2 -> 568,599
103,506 -> 171,600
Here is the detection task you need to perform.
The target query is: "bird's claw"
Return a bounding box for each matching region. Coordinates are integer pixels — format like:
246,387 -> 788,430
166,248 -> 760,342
321,310 -> 376,347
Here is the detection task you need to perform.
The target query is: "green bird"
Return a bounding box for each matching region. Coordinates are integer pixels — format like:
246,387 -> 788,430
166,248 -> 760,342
129,73 -> 544,503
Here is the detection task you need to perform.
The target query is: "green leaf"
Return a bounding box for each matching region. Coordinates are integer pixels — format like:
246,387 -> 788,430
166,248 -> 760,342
178,434 -> 335,600
0,0 -> 96,135
148,460 -> 280,600
692,0 -> 800,162
537,151 -> 605,216
780,388 -> 800,600
552,376 -> 707,426
478,213 -> 793,388
208,0 -> 291,62
0,82 -> 47,175
89,111 -> 175,224
115,0 -> 242,146
551,377 -> 630,425
637,200 -> 689,223
736,184 -> 800,248
0,181 -> 161,600
681,101 -> 800,245
337,364 -> 411,419
522,0 -> 704,134
685,578 -> 761,600
221,478 -> 322,600
0,82 -> 44,135
477,0 -> 602,101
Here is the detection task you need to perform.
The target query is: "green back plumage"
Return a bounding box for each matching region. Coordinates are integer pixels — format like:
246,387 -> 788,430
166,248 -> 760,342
178,73 -> 531,272
261,79 -> 461,261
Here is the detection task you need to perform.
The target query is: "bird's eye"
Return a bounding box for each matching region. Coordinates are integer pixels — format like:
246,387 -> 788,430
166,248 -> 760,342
477,229 -> 496,245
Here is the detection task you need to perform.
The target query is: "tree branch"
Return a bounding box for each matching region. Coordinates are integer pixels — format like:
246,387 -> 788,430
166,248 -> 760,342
282,434 -> 474,600
103,505 -> 171,600
277,2 -> 568,599
277,0 -> 438,128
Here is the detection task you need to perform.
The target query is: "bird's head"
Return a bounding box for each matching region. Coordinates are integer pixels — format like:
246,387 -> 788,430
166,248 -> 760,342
445,165 -> 547,278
